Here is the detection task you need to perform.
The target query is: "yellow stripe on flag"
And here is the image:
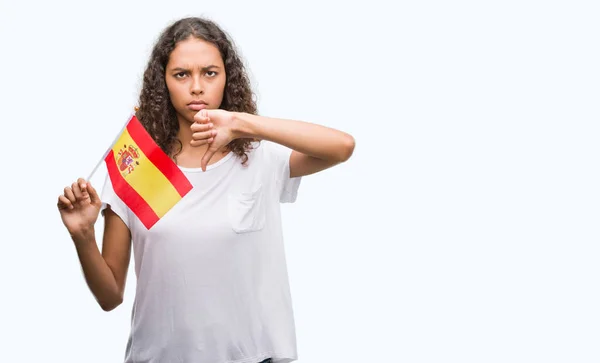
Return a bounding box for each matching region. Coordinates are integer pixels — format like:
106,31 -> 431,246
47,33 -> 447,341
111,128 -> 182,218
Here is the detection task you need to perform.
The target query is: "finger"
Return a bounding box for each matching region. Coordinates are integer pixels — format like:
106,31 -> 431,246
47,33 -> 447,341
193,110 -> 210,124
58,195 -> 73,210
77,178 -> 89,196
190,122 -> 213,132
190,138 -> 214,147
64,186 -> 76,204
201,148 -> 217,172
72,182 -> 83,200
196,116 -> 210,125
192,130 -> 217,141
87,181 -> 101,206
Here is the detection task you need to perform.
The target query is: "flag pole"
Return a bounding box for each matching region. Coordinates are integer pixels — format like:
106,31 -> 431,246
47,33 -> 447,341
86,109 -> 137,181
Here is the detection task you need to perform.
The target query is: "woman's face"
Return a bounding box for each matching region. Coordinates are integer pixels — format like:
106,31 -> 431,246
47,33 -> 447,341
165,36 -> 226,124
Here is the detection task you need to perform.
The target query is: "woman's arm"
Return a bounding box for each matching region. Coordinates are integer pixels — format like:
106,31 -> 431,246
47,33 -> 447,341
233,113 -> 356,178
58,179 -> 131,311
193,110 -> 355,177
71,214 -> 131,311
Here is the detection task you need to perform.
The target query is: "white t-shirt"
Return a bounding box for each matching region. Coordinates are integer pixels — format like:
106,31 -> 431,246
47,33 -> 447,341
100,141 -> 302,363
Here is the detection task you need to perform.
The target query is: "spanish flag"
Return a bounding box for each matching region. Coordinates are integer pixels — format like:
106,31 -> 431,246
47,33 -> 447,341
104,115 -> 193,229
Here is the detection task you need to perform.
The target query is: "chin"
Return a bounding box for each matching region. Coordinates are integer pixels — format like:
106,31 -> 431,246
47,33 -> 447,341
176,110 -> 196,124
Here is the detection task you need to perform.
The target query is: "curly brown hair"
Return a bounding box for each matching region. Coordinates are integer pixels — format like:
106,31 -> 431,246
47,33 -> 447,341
135,17 -> 257,164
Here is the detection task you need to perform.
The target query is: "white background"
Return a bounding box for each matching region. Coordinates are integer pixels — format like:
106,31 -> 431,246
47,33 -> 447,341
1,0 -> 599,362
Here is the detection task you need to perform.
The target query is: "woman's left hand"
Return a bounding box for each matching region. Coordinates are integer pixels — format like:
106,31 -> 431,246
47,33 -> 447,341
190,109 -> 239,171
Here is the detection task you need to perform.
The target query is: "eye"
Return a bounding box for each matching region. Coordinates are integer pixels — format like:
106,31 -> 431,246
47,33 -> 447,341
174,72 -> 187,79
206,71 -> 218,77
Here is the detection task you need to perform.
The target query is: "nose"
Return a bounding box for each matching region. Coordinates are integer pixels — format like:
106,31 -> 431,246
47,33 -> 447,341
190,74 -> 204,95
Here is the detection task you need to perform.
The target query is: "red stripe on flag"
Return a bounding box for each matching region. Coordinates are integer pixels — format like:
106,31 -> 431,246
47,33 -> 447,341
105,150 -> 160,229
126,116 -> 193,197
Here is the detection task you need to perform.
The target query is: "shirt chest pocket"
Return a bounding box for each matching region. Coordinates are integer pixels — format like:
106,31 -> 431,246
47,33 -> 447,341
227,183 -> 266,233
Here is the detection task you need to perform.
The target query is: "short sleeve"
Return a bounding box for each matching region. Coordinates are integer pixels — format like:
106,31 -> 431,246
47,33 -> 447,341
260,141 -> 302,203
99,174 -> 131,227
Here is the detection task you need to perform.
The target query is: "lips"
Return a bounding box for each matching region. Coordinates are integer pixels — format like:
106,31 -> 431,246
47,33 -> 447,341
187,101 -> 207,111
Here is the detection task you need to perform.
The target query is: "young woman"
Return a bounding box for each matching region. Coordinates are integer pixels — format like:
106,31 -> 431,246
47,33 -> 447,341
57,16 -> 355,363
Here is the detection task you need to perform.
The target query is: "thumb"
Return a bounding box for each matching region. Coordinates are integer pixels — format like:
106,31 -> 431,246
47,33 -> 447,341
87,181 -> 101,206
201,147 -> 217,172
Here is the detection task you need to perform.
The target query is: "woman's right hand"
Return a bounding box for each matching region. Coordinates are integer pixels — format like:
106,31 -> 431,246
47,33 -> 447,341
57,178 -> 102,239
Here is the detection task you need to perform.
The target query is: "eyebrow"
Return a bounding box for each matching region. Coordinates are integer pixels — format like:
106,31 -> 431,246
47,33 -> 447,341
170,65 -> 221,72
